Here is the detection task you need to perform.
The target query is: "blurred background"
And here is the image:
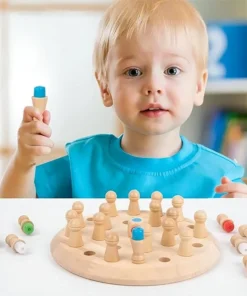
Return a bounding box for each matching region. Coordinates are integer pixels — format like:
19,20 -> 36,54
1,0 -> 247,179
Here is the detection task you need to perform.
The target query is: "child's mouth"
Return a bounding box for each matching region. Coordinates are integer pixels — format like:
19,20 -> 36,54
140,108 -> 167,118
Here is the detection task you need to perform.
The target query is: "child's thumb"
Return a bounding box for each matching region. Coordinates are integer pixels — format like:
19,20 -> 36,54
43,110 -> 51,125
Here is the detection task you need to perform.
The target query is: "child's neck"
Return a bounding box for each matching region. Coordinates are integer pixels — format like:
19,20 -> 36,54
120,128 -> 182,158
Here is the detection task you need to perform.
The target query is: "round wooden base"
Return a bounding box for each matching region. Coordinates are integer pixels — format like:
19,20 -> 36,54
50,210 -> 221,286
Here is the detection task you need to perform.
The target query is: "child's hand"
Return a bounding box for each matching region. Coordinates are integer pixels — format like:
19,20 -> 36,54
16,106 -> 54,166
215,176 -> 247,198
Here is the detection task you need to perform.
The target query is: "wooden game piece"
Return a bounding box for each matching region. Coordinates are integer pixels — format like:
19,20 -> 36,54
92,212 -> 106,241
243,255 -> 247,269
99,203 -> 112,230
72,201 -> 85,228
144,223 -> 152,253
18,215 -> 34,235
194,210 -> 208,238
5,234 -> 27,254
217,214 -> 234,232
230,234 -> 247,255
131,227 -> 145,264
172,195 -> 184,222
161,217 -> 176,247
148,200 -> 161,227
178,227 -> 193,257
166,207 -> 179,235
104,232 -> 120,262
238,225 -> 247,237
65,210 -> 78,237
32,86 -> 48,115
127,190 -> 140,216
68,219 -> 84,248
105,191 -> 118,217
151,191 -> 163,216
128,217 -> 144,237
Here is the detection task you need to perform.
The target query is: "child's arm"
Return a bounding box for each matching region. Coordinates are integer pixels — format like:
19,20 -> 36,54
0,106 -> 53,198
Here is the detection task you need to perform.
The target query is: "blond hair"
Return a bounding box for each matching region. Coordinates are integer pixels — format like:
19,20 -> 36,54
93,0 -> 208,84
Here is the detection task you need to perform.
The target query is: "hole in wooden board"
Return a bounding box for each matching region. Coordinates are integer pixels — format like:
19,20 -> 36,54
192,243 -> 203,248
84,251 -> 96,256
159,257 -> 171,263
187,225 -> 194,229
87,217 -> 93,221
123,220 -> 128,224
118,246 -> 121,249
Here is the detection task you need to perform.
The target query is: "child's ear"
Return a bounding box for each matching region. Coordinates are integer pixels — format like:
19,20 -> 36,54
95,72 -> 113,107
194,69 -> 208,106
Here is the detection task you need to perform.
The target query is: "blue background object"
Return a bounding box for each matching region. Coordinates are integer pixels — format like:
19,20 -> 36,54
132,218 -> 142,222
207,21 -> 247,80
132,227 -> 144,240
34,86 -> 46,98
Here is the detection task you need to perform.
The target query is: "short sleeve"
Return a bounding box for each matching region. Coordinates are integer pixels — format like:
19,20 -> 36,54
35,155 -> 72,198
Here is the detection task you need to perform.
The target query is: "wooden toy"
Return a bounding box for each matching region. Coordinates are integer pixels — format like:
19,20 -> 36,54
238,225 -> 247,237
18,215 -> 34,235
243,255 -> 247,269
50,193 -> 221,286
230,234 -> 247,255
32,86 -> 48,115
217,214 -> 235,232
5,234 -> 26,254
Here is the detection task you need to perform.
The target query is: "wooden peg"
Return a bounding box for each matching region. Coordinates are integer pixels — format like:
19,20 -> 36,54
18,215 -> 34,235
68,218 -> 83,248
5,234 -> 26,254
72,201 -> 85,228
131,227 -> 145,264
144,223 -> 152,253
217,214 -> 234,232
105,191 -> 118,217
230,234 -> 247,255
151,191 -> 163,216
161,217 -> 176,247
148,200 -> 161,227
128,190 -> 140,216
194,210 -> 208,238
99,203 -> 112,230
128,217 -> 144,237
104,232 -> 120,262
243,255 -> 247,269
166,207 -> 179,235
239,225 -> 247,237
65,210 -> 78,237
178,227 -> 193,257
172,195 -> 184,222
92,212 -> 106,241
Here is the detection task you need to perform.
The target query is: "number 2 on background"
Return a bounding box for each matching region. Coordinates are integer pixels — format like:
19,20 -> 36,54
208,26 -> 228,79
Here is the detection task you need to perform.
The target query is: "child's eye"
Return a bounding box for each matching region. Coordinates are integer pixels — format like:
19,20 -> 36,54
125,68 -> 142,77
165,67 -> 181,75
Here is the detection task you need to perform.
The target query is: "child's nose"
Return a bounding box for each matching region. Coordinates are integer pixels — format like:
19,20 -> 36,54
142,76 -> 164,96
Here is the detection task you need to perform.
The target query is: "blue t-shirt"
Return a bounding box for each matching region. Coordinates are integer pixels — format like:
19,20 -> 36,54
35,134 -> 245,198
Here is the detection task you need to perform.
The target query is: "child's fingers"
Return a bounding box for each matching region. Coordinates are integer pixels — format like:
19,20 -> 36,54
42,110 -> 51,125
222,192 -> 247,198
221,176 -> 231,184
22,106 -> 43,123
215,182 -> 247,194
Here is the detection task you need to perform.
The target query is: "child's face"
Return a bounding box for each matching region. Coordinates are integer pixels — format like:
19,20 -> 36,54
103,27 -> 207,136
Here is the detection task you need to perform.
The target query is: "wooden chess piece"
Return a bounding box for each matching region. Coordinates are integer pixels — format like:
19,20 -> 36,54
72,201 -> 85,228
144,223 -> 152,253
99,203 -> 112,230
239,225 -> 247,237
166,207 -> 179,235
178,227 -> 193,257
161,217 -> 176,247
230,234 -> 247,255
92,212 -> 106,241
194,210 -> 208,238
105,191 -> 118,217
131,227 -> 145,264
5,234 -> 27,254
65,210 -> 78,237
104,232 -> 120,262
68,218 -> 84,248
18,215 -> 34,235
172,195 -> 184,222
151,191 -> 163,216
128,217 -> 144,237
148,200 -> 161,227
128,190 -> 140,216
217,214 -> 234,232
